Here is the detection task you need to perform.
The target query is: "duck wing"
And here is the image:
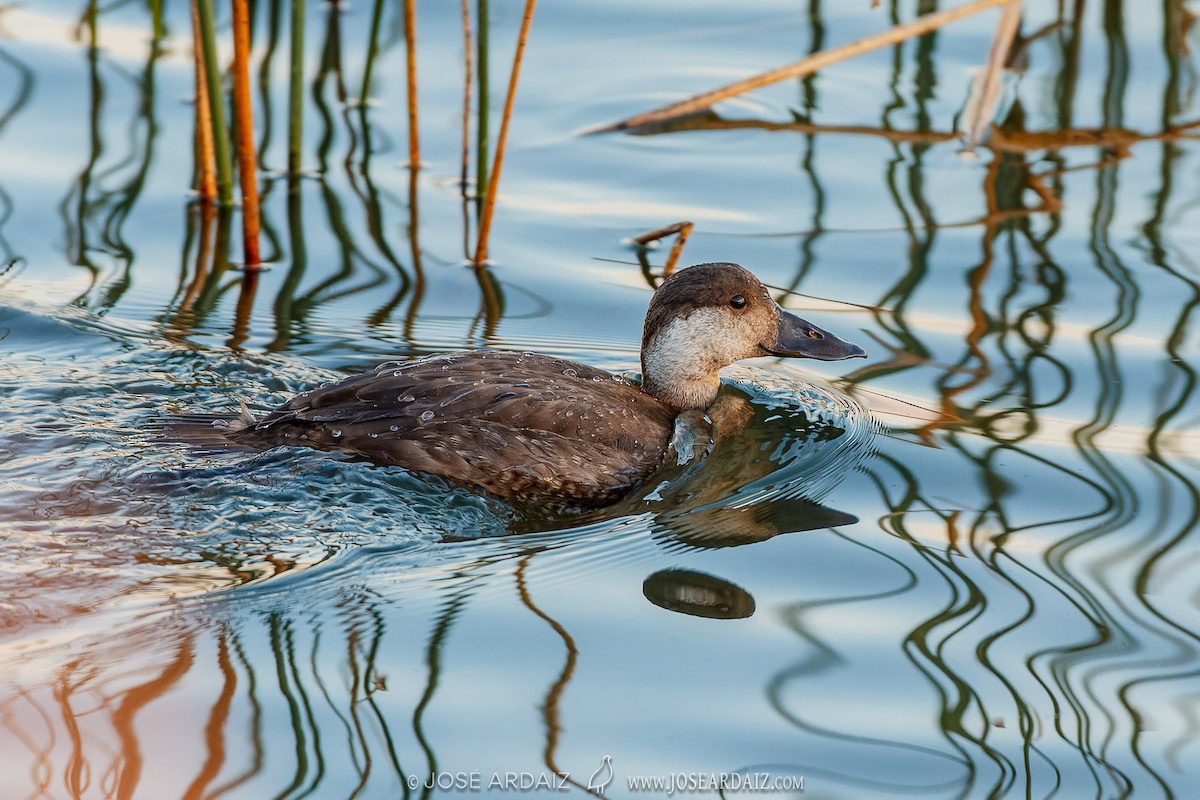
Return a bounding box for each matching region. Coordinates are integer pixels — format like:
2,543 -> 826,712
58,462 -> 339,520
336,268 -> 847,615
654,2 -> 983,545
236,350 -> 676,507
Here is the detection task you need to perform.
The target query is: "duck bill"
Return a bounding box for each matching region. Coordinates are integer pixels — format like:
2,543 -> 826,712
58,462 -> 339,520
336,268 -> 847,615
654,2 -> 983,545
762,308 -> 867,361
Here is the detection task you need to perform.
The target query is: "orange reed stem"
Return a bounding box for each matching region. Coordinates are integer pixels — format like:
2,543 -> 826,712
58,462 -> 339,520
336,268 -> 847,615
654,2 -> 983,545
231,0 -> 262,269
189,0 -> 216,202
404,0 -> 420,171
472,0 -> 537,267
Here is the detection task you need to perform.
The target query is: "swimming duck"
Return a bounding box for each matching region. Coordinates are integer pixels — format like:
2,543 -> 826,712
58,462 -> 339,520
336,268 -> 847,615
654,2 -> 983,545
165,262 -> 865,507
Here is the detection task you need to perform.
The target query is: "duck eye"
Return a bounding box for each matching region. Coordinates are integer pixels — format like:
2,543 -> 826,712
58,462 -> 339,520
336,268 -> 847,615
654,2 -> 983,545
729,295 -> 747,309
807,329 -> 824,340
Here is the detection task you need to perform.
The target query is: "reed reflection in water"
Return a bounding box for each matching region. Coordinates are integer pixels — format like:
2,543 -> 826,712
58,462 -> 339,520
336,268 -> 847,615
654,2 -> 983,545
0,0 -> 1197,798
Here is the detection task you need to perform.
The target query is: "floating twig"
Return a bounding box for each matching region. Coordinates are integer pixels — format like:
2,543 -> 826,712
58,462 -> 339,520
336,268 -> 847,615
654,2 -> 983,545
631,221 -> 693,278
630,221 -> 689,247
623,111 -> 959,143
626,111 -> 1200,155
595,0 -> 1022,134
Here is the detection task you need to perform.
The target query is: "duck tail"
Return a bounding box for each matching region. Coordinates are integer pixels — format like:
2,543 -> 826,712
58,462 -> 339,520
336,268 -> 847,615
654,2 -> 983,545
149,400 -> 260,454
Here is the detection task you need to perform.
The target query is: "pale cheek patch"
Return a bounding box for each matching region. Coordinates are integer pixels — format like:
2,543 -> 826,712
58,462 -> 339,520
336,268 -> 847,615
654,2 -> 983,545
644,309 -> 732,378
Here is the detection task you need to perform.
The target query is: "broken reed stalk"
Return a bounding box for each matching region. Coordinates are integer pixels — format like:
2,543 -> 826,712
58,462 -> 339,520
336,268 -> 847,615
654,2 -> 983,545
631,221 -> 693,277
597,0 -> 1022,133
189,0 -> 217,202
287,0 -> 305,175
193,0 -> 234,205
231,0 -> 262,268
404,0 -> 420,170
663,224 -> 692,276
959,0 -> 1023,150
472,0 -> 537,267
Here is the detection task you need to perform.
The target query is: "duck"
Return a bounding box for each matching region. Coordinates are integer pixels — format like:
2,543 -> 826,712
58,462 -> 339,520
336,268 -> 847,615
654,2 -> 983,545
163,262 -> 866,507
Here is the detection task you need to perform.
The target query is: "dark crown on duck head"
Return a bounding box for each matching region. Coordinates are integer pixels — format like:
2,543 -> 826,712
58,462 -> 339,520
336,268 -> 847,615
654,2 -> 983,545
639,262 -> 866,411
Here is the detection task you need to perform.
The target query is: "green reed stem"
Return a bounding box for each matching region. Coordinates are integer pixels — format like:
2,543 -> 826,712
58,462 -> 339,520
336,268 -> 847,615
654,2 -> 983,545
85,0 -> 98,45
148,0 -> 165,39
360,0 -> 385,108
194,0 -> 234,205
288,0 -> 305,174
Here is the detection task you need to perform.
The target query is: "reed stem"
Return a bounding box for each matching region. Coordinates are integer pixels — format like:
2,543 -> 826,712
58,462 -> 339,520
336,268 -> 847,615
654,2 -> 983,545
403,0 -> 420,170
459,0 -> 475,257
460,0 -> 473,201
86,0 -> 98,47
288,0 -> 305,175
231,0 -> 262,268
472,0 -> 537,267
360,0 -> 385,108
148,0 -> 165,40
189,0 -> 217,202
475,0 -> 489,207
194,0 -> 234,205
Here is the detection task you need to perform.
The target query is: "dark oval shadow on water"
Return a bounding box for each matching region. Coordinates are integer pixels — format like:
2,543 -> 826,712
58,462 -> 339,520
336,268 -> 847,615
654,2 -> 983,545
643,569 -> 757,619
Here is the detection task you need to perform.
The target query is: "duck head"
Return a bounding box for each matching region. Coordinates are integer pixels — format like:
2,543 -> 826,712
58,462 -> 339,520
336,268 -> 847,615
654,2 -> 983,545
640,262 -> 866,410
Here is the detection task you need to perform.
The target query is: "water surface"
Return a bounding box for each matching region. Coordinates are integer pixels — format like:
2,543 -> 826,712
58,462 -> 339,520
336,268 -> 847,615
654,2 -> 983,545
0,1 -> 1197,798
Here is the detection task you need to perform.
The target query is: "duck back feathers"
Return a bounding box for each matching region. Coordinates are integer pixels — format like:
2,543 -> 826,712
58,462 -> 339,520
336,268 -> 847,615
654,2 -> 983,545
176,351 -> 676,507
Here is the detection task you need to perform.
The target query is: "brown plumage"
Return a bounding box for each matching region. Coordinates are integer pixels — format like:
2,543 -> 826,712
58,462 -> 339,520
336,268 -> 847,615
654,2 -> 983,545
161,263 -> 865,507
